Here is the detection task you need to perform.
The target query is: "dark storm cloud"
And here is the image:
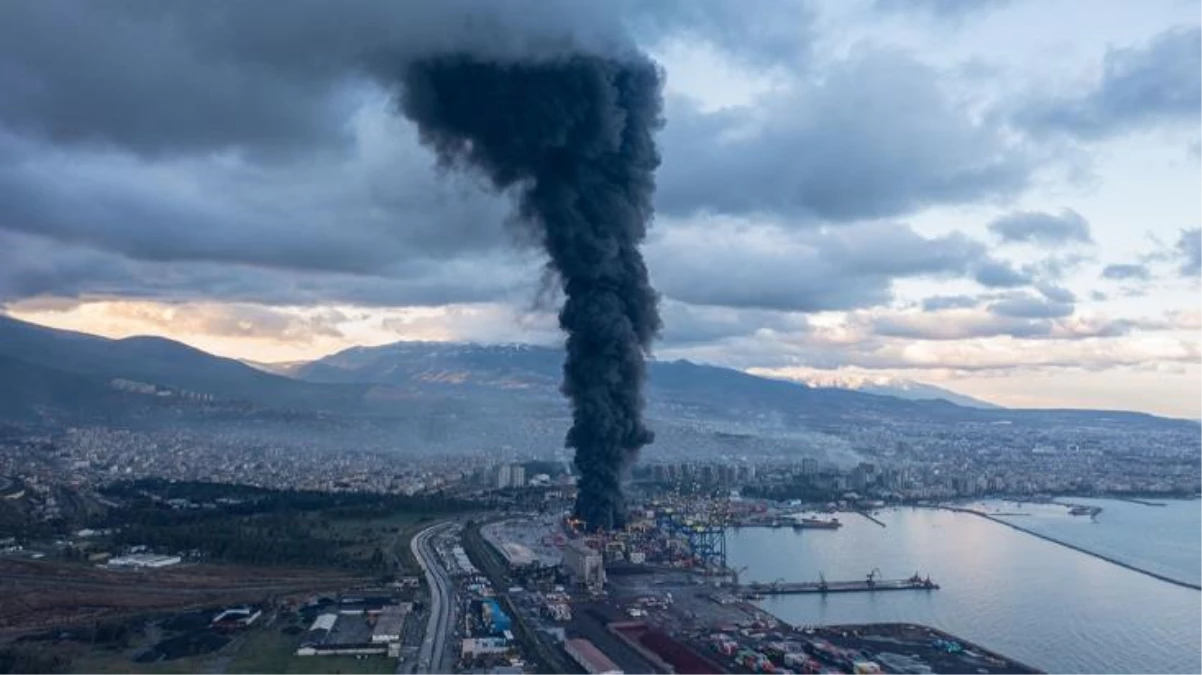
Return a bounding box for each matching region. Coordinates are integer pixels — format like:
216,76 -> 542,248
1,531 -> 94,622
0,0 -> 804,158
656,48 -> 1032,222
0,0 -> 639,157
1014,26 -> 1202,140
658,302 -> 807,347
648,221 -> 1020,312
921,295 -> 981,311
972,260 -> 1031,288
988,293 -> 1075,319
0,230 -> 537,308
988,208 -> 1093,246
1176,227 -> 1201,277
1101,263 -> 1152,281
0,119 -> 521,279
0,0 -> 1033,319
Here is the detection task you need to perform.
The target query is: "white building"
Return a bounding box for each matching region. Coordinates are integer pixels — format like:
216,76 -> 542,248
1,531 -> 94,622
562,540 -> 605,588
107,554 -> 181,568
496,464 -> 527,489
462,637 -> 510,657
371,604 -> 410,643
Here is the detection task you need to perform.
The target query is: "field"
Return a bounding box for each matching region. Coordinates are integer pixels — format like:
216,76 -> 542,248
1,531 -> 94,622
36,615 -> 396,675
0,557 -> 368,638
227,628 -> 394,674
0,482 -> 449,673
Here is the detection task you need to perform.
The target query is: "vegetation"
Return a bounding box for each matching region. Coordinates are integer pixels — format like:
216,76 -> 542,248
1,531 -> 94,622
90,479 -> 472,571
0,646 -> 71,674
228,628 -> 394,674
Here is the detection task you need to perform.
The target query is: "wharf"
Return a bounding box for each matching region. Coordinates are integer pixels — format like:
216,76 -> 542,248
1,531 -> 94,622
855,510 -> 887,527
742,577 -> 939,595
1113,497 -> 1166,507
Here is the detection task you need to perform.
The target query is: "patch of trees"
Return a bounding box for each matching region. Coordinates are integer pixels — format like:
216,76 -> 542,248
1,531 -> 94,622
94,479 -> 472,570
0,647 -> 70,674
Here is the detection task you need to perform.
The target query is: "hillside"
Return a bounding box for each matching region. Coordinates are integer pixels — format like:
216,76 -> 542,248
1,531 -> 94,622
0,316 -> 368,412
783,373 -> 1001,409
300,341 -> 1191,431
0,354 -> 145,423
0,317 -> 1191,442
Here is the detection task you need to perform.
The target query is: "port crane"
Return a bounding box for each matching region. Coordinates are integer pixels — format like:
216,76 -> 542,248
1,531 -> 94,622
866,567 -> 882,588
729,565 -> 748,587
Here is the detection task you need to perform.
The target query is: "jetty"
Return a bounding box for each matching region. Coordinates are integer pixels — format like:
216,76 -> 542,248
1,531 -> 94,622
1113,497 -> 1166,507
742,573 -> 938,596
943,506 -> 1201,591
855,510 -> 887,527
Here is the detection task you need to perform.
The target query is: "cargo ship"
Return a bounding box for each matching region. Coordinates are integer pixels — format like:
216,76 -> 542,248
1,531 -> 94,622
793,517 -> 842,530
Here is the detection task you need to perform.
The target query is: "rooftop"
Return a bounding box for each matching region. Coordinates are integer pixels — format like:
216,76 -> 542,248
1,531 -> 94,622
566,638 -> 621,674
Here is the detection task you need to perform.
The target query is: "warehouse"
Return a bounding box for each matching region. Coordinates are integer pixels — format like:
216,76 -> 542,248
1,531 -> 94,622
371,603 -> 411,643
565,638 -> 623,674
107,554 -> 181,568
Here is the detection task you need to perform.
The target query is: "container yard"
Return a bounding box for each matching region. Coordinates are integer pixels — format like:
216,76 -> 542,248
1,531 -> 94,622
468,495 -> 1041,675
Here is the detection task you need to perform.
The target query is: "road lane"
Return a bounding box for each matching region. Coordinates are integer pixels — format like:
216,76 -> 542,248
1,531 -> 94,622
410,522 -> 454,674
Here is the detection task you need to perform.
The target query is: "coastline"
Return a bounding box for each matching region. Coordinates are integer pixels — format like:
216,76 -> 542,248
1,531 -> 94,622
940,506 -> 1202,591
815,623 -> 1045,674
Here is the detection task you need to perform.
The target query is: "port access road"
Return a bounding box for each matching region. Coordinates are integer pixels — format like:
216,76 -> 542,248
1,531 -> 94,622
411,521 -> 456,674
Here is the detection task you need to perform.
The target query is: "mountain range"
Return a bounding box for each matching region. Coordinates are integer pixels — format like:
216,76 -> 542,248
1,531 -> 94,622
0,315 -> 1190,439
783,373 -> 1000,409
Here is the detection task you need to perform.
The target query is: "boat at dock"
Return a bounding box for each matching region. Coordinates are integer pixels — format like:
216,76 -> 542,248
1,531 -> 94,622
792,517 -> 842,530
743,571 -> 939,596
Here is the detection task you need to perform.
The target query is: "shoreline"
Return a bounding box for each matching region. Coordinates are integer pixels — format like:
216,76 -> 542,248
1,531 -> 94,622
816,622 -> 1045,674
941,506 -> 1202,591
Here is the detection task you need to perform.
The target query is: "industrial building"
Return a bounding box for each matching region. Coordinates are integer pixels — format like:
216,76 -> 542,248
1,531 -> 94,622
498,542 -> 537,568
210,606 -> 262,630
496,464 -> 527,489
565,638 -> 623,674
370,603 -> 411,643
106,554 -> 181,568
563,539 -> 605,588
462,637 -> 511,658
296,612 -> 388,657
481,598 -> 512,635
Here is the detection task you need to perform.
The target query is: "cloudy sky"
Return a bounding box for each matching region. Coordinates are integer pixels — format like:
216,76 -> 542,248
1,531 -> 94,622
1,0 -> 1198,417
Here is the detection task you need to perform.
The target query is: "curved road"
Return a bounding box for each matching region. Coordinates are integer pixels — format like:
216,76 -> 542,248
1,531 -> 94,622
411,522 -> 455,674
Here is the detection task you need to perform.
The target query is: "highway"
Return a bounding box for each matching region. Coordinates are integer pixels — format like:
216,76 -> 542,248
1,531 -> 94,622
410,522 -> 456,674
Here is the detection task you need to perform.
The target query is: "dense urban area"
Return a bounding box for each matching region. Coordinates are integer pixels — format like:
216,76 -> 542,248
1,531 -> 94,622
1,407 -> 1198,674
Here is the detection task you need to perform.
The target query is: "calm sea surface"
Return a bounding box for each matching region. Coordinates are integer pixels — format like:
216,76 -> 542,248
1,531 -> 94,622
727,501 -> 1202,674
973,497 -> 1202,587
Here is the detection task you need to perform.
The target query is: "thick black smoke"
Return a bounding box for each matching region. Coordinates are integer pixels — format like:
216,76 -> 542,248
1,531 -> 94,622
395,53 -> 663,530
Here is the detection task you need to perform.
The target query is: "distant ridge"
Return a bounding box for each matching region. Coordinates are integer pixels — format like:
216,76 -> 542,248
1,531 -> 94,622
0,317 -> 1193,432
774,373 -> 1001,409
0,315 -> 367,411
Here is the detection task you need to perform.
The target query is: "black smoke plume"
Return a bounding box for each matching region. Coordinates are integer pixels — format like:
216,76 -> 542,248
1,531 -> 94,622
394,53 -> 663,530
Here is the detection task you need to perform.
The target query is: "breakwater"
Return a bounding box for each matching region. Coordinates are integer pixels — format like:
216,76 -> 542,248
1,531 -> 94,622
1113,497 -> 1167,507
855,510 -> 887,527
944,506 -> 1202,591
